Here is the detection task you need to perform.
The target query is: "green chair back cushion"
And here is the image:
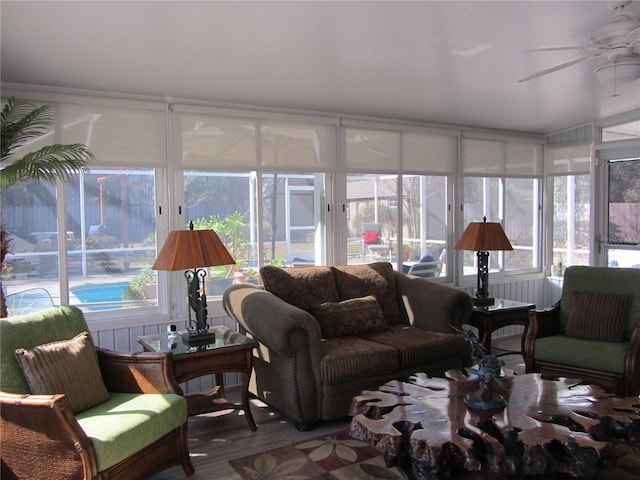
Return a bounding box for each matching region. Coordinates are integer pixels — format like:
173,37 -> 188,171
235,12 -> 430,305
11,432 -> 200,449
559,266 -> 640,340
76,392 -> 187,471
1,306 -> 91,394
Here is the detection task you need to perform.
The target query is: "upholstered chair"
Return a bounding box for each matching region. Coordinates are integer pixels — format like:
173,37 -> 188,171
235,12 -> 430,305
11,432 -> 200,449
0,305 -> 194,480
524,266 -> 640,396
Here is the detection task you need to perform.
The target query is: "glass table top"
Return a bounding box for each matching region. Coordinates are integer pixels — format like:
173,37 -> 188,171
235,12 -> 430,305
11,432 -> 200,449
138,325 -> 256,355
473,298 -> 535,312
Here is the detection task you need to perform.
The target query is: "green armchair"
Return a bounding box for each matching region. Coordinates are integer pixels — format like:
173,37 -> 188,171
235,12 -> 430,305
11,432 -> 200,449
1,306 -> 194,479
524,266 -> 640,396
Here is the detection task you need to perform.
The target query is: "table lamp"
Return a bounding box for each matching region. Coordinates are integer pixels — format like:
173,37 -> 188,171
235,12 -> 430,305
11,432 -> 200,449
152,221 -> 235,346
455,217 -> 513,306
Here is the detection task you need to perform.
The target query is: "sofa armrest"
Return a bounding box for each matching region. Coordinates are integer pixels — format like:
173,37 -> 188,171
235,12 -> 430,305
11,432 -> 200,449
223,284 -> 322,358
0,391 -> 98,479
524,301 -> 561,373
624,324 -> 640,396
393,272 -> 473,333
97,349 -> 181,394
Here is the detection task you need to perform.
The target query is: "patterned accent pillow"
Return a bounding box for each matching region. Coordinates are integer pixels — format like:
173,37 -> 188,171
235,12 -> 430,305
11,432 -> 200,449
332,262 -> 402,325
260,265 -> 340,312
311,295 -> 388,338
565,291 -> 633,342
14,331 -> 110,413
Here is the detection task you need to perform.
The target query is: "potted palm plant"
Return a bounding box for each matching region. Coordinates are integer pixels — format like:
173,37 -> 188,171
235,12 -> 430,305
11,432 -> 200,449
0,97 -> 94,317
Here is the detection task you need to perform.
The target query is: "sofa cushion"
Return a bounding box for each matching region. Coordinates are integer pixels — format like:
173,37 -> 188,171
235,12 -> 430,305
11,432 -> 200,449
14,331 -> 110,413
311,295 -> 388,338
76,392 -> 187,471
534,335 -> 628,374
260,265 -> 340,312
332,262 -> 403,325
565,291 -> 632,342
319,336 -> 399,385
363,325 -> 469,369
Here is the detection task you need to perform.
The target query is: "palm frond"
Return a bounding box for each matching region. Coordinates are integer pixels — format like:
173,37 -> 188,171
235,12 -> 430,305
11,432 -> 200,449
1,98 -> 54,160
0,144 -> 92,187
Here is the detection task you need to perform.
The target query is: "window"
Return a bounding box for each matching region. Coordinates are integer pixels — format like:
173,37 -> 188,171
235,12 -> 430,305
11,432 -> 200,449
545,141 -> 592,271
341,124 -> 457,276
1,94 -> 166,315
461,134 -> 543,278
605,158 -> 640,268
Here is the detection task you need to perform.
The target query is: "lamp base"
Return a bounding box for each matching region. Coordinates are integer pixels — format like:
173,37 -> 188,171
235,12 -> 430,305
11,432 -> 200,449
473,296 -> 495,306
181,331 -> 216,347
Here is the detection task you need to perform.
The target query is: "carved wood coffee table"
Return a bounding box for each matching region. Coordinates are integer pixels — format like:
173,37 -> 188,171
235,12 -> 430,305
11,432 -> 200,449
350,371 -> 640,479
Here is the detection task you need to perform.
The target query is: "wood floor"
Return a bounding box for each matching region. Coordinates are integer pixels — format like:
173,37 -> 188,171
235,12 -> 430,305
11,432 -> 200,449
152,335 -> 526,480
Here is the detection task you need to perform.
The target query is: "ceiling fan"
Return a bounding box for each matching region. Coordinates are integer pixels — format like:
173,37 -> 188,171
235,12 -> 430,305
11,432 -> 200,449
518,0 -> 640,83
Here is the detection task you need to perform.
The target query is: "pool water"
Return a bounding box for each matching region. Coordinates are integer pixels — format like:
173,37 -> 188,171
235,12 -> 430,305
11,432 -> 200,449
70,282 -> 129,303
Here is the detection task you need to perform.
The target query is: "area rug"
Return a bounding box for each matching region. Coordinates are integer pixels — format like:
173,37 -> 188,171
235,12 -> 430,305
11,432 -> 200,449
229,430 -> 408,480
229,430 -> 640,480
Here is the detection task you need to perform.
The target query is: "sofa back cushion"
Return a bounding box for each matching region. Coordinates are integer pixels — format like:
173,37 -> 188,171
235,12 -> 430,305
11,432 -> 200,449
310,295 -> 388,338
559,266 -> 640,340
565,291 -> 632,342
332,262 -> 403,325
260,265 -> 340,312
0,305 -> 91,394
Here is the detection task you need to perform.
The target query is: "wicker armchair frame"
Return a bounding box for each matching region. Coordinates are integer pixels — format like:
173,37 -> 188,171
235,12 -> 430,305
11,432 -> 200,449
1,347 -> 194,480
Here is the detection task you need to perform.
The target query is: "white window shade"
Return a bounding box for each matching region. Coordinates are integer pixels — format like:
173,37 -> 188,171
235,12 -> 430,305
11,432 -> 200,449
260,120 -> 336,170
344,128 -> 401,171
462,136 -> 542,176
58,104 -> 167,168
176,112 -> 336,171
402,132 -> 457,173
176,113 -> 258,170
546,142 -> 591,175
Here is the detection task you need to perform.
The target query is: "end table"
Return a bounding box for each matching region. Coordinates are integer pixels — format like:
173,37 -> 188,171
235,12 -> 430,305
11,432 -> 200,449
467,298 -> 535,356
138,324 -> 258,431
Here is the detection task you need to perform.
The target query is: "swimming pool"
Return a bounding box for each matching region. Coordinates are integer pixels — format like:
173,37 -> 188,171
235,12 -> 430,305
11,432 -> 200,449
70,282 -> 129,303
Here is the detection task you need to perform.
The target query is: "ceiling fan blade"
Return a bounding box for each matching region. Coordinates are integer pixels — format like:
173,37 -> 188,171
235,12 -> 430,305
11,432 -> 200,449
530,45 -> 602,52
518,55 -> 594,82
625,26 -> 640,44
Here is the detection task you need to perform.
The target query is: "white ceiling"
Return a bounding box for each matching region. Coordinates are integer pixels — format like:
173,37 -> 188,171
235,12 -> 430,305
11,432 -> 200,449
2,0 -> 640,135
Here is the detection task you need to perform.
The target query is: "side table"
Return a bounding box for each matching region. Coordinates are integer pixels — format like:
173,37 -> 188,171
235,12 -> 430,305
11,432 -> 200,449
467,298 -> 535,355
138,324 -> 258,431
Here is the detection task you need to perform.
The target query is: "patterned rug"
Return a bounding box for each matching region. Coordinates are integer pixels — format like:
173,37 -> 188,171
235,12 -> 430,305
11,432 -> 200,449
229,430 -> 640,480
229,430 -> 408,480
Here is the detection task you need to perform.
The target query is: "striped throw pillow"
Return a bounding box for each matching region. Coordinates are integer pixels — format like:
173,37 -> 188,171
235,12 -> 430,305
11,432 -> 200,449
15,331 -> 109,413
565,291 -> 632,342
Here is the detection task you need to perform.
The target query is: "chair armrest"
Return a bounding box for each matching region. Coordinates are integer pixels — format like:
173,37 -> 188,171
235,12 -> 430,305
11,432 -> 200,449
223,284 -> 322,359
624,324 -> 640,396
393,272 -> 473,333
0,391 -> 98,479
524,301 -> 561,373
97,349 -> 181,394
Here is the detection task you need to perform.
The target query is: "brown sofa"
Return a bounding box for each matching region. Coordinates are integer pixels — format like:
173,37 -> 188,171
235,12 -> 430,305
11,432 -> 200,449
223,262 -> 473,430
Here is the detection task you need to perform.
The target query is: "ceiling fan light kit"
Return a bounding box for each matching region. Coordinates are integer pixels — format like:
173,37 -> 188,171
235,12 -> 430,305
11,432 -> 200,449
594,54 -> 640,84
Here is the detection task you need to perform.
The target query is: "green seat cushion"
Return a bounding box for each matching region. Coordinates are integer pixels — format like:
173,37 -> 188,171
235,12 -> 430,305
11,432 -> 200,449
76,392 -> 187,471
535,335 -> 628,375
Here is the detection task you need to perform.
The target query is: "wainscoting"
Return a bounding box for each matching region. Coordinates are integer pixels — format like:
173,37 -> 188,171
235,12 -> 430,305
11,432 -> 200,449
89,275 -> 562,393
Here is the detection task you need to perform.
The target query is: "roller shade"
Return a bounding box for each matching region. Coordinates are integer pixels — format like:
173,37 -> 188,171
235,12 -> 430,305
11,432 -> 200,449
402,132 -> 457,174
58,103 -> 167,168
343,126 -> 458,173
462,135 -> 543,176
175,110 -> 336,171
546,141 -> 591,175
